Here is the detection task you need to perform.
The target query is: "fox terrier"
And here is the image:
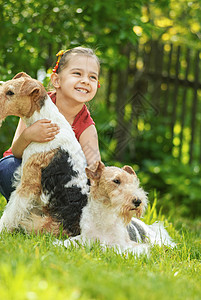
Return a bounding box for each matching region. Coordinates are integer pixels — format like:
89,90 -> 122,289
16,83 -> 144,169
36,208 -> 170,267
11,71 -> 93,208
0,72 -> 88,235
60,161 -> 176,255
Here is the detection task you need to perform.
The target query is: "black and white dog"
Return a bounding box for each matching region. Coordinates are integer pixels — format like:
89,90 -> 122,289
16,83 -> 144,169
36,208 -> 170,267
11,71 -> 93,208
0,72 -> 88,235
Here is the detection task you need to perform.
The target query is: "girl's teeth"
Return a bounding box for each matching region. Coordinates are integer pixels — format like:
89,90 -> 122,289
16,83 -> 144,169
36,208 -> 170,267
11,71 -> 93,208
77,88 -> 87,94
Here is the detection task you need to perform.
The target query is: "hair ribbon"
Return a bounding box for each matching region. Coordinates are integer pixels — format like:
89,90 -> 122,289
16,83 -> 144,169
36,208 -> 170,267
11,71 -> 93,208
52,49 -> 70,73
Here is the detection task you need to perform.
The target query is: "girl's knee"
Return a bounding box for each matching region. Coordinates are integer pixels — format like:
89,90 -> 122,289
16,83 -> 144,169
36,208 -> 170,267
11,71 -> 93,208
0,155 -> 21,176
0,155 -> 22,201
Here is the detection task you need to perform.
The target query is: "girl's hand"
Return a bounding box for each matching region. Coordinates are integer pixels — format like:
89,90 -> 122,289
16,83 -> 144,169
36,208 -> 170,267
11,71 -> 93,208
23,119 -> 60,143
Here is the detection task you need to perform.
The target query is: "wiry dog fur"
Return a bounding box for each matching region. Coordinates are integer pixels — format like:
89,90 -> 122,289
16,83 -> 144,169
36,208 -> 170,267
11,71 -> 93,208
0,72 -> 89,235
60,162 -> 176,256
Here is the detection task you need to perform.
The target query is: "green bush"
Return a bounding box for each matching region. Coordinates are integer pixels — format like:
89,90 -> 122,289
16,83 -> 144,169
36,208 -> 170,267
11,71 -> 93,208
139,158 -> 201,217
94,103 -> 201,218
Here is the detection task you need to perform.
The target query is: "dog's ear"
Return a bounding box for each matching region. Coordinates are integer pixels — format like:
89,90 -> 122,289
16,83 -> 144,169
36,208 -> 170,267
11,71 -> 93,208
29,87 -> 42,101
85,161 -> 105,181
13,72 -> 31,80
21,80 -> 47,103
122,165 -> 136,176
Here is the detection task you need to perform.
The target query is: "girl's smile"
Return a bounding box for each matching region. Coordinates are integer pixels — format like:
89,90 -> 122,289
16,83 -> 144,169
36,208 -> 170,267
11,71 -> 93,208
55,55 -> 99,105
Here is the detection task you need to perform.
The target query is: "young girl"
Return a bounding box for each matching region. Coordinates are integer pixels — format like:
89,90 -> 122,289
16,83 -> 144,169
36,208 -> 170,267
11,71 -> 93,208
0,47 -> 101,201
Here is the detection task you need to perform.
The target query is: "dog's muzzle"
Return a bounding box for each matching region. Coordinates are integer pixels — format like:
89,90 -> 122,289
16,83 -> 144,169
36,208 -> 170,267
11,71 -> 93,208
132,198 -> 142,208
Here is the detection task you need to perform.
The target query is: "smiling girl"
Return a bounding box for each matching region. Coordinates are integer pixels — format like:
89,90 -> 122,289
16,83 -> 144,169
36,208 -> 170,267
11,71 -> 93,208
0,47 -> 101,201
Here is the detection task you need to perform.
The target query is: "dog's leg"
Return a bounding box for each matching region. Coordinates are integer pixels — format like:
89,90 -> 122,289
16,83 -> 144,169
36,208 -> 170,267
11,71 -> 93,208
0,150 -> 57,233
127,241 -> 150,256
0,189 -> 35,232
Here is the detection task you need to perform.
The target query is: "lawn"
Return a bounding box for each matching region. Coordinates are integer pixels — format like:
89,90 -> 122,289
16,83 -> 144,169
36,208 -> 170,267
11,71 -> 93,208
0,195 -> 200,300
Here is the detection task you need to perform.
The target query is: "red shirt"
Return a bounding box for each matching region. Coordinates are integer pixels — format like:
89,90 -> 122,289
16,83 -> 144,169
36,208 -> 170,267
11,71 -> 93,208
3,91 -> 95,157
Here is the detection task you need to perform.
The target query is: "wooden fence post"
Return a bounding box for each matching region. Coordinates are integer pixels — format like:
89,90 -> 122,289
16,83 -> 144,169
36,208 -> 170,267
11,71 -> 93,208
189,50 -> 199,164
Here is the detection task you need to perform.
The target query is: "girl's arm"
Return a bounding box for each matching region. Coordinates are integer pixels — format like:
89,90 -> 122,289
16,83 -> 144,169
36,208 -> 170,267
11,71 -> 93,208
11,118 -> 60,159
79,125 -> 101,166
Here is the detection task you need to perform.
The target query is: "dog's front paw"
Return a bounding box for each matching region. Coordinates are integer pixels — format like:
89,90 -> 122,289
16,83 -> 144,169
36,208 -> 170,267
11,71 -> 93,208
124,242 -> 150,257
63,235 -> 84,248
134,244 -> 150,256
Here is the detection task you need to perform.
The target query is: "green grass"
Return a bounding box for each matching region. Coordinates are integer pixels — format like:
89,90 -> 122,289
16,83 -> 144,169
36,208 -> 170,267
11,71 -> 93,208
0,195 -> 200,300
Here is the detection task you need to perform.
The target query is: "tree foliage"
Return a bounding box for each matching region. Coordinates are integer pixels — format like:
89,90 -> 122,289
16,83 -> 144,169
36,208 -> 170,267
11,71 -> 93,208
1,0 -> 199,81
0,0 -> 170,80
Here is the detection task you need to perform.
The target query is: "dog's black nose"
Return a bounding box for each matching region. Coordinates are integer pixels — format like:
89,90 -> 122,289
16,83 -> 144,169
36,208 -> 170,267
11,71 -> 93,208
133,198 -> 142,207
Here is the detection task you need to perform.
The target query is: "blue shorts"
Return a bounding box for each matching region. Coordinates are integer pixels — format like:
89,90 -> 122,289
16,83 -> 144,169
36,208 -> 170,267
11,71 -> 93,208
0,155 -> 22,201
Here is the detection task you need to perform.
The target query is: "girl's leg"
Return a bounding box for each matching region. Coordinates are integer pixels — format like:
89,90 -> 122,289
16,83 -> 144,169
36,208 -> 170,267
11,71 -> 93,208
0,155 -> 22,201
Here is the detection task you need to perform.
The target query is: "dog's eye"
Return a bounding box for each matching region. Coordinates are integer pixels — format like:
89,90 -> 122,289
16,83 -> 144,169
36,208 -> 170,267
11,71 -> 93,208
6,90 -> 15,96
113,179 -> 121,185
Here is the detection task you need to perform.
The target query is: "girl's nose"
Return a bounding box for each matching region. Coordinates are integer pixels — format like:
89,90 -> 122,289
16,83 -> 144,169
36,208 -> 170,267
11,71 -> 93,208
80,77 -> 89,85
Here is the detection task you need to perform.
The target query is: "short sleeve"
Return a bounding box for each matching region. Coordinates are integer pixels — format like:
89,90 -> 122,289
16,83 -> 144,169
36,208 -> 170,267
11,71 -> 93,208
72,105 -> 95,141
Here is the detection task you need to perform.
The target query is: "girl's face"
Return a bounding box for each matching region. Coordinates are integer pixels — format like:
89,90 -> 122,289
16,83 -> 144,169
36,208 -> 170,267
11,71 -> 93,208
55,55 -> 99,105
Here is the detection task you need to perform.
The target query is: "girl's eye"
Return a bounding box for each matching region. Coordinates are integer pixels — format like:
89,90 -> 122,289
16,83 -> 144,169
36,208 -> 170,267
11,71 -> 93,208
73,72 -> 81,76
90,76 -> 97,80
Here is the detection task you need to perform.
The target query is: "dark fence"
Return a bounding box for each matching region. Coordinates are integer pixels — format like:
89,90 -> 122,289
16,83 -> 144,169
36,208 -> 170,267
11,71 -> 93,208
104,40 -> 201,165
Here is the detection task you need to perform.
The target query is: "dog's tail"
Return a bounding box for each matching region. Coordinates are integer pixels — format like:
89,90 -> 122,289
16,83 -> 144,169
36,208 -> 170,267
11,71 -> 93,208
127,218 -> 176,248
147,221 -> 176,248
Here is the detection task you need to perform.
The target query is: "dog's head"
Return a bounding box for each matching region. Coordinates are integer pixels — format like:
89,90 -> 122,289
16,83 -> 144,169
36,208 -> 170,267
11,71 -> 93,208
0,72 -> 47,125
86,161 -> 148,224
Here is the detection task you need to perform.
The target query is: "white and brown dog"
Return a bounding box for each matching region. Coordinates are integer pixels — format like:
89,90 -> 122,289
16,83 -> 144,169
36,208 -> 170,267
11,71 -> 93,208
60,161 -> 176,255
0,72 -> 89,235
